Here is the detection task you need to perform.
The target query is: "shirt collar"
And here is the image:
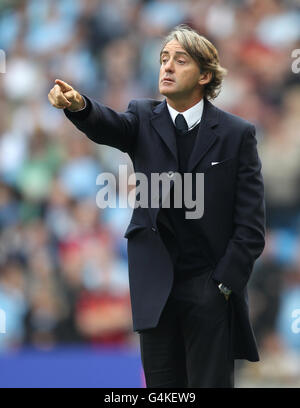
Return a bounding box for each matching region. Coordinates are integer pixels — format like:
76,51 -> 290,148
166,98 -> 204,130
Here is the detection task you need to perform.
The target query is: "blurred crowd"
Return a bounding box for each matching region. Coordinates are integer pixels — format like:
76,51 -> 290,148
0,0 -> 300,386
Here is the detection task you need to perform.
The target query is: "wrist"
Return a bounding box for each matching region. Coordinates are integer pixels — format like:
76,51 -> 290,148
67,95 -> 86,112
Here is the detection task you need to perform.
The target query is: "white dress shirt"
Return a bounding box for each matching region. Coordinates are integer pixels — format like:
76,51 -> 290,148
166,98 -> 204,131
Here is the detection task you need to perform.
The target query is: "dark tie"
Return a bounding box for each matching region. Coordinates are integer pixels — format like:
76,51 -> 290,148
175,114 -> 188,135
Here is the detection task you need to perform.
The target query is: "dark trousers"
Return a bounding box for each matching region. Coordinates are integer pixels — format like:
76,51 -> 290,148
139,269 -> 234,388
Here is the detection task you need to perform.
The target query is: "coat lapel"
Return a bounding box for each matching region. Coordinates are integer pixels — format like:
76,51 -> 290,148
150,100 -> 178,167
187,97 -> 220,173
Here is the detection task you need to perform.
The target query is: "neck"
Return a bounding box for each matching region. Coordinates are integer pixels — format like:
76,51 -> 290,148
166,95 -> 204,112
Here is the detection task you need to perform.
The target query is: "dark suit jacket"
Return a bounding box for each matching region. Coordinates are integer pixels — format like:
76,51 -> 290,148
64,95 -> 266,361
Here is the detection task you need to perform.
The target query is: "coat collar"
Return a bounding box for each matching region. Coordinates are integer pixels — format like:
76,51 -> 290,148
150,97 -> 220,172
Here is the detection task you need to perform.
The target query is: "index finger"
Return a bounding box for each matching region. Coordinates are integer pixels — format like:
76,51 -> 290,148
55,79 -> 73,93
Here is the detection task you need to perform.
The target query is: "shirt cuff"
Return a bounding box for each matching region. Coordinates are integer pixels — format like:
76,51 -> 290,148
73,97 -> 87,111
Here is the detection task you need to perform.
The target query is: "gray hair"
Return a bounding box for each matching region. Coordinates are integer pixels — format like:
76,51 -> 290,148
160,25 -> 227,99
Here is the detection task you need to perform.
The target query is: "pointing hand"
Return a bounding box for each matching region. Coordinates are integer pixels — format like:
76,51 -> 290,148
48,79 -> 85,111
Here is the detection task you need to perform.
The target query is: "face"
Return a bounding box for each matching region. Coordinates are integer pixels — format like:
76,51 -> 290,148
159,39 -> 204,102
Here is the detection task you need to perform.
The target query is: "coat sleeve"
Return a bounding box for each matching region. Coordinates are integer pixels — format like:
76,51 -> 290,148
63,95 -> 138,154
212,124 -> 266,294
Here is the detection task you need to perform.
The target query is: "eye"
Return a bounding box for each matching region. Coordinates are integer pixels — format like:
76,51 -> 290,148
177,60 -> 185,64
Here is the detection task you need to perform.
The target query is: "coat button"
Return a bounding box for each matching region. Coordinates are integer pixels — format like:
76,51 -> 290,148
167,171 -> 174,178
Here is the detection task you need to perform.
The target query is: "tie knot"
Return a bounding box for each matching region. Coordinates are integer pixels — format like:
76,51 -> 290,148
175,114 -> 188,134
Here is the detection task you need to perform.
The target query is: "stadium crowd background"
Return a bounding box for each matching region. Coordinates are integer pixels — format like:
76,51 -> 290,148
0,0 -> 300,387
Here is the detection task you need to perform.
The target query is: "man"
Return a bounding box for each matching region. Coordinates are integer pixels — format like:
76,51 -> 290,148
48,25 -> 265,388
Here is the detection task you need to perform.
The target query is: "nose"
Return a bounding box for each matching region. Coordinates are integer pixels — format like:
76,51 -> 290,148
164,58 -> 175,73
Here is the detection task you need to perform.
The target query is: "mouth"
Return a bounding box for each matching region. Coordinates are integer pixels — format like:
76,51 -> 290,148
161,78 -> 175,83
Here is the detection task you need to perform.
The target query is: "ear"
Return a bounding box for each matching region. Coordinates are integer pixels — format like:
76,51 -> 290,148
198,71 -> 212,86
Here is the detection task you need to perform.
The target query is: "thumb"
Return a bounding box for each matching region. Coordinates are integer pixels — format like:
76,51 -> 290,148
55,79 -> 73,93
